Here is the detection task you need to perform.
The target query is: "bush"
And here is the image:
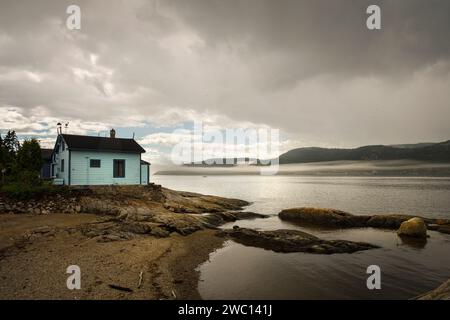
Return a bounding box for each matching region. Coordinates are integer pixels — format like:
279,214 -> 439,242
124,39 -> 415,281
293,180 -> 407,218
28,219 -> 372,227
0,180 -> 69,200
15,170 -> 42,187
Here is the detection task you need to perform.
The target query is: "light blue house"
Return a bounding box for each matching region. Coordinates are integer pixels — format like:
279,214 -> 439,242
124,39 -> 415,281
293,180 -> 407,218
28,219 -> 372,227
51,129 -> 150,186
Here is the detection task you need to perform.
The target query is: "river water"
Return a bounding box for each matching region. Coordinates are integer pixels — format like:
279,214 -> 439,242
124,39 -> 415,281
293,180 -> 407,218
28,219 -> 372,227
153,175 -> 450,299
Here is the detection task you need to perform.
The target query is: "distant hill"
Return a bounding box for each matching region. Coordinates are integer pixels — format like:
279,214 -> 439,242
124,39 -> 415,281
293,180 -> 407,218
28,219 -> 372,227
279,140 -> 450,164
389,142 -> 436,149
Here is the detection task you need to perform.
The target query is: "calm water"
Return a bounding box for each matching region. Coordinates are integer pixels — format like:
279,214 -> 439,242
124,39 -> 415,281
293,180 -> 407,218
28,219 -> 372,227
153,175 -> 450,299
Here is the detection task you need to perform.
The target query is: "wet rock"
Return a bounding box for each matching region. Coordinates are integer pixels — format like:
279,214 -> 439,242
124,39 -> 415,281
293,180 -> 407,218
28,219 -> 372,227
417,279 -> 450,300
397,217 -> 427,239
278,207 -> 369,228
426,224 -> 440,231
228,211 -> 268,220
279,207 -> 450,235
399,235 -> 427,249
437,225 -> 450,235
217,227 -> 379,254
366,215 -> 411,229
203,211 -> 268,227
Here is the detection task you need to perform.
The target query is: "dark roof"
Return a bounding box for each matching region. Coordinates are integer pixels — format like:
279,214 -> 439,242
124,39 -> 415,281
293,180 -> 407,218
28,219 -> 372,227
41,148 -> 53,160
61,134 -> 146,153
140,160 -> 151,165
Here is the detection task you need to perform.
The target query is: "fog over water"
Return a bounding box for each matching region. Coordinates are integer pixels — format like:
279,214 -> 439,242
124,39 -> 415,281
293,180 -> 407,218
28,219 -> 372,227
153,160 -> 450,177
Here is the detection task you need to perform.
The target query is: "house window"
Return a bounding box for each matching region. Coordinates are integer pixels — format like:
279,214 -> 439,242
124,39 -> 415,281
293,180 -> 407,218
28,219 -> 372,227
61,159 -> 65,172
113,159 -> 125,178
90,159 -> 101,168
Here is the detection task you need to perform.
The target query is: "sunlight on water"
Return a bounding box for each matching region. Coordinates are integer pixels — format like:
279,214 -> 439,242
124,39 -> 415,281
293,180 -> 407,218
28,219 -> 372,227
153,175 -> 450,299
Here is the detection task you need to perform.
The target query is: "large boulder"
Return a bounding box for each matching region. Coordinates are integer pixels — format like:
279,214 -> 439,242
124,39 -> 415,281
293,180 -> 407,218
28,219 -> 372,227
397,217 -> 427,238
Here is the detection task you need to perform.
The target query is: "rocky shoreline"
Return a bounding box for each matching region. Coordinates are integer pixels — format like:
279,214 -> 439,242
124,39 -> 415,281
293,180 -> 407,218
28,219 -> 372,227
1,185 -> 449,299
416,279 -> 450,300
0,184 -> 253,299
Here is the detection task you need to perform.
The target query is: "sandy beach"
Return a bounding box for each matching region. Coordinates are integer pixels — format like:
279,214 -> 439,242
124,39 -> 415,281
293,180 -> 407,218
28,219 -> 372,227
0,213 -> 224,299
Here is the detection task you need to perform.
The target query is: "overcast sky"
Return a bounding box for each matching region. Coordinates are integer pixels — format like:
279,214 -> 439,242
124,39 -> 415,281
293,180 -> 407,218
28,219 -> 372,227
1,0 -> 450,163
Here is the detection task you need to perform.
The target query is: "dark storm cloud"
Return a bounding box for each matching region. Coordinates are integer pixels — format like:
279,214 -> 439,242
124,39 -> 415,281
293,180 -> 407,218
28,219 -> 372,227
1,0 -> 450,152
163,0 -> 450,82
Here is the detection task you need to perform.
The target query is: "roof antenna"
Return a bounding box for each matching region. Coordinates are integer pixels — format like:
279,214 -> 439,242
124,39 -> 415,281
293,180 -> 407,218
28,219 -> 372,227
64,122 -> 69,133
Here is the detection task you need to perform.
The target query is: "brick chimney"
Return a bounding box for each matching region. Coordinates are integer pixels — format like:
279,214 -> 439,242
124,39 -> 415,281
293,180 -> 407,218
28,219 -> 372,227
110,128 -> 116,138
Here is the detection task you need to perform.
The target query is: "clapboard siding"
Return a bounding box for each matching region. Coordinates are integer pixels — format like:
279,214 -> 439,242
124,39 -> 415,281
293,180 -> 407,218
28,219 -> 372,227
70,151 -> 141,185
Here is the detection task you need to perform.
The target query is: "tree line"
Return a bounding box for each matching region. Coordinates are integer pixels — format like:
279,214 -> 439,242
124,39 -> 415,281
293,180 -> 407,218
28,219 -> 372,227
0,130 -> 44,186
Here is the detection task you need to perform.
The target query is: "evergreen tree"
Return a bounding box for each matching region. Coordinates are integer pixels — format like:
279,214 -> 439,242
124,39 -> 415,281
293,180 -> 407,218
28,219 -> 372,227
1,130 -> 20,178
0,131 -> 20,179
13,138 -> 43,186
16,139 -> 43,172
2,130 -> 19,165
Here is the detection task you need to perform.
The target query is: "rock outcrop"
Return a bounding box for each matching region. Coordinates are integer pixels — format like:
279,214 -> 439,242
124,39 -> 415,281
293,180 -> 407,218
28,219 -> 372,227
397,217 -> 427,239
279,207 -> 450,235
435,225 -> 450,234
217,227 -> 379,254
0,184 -> 250,217
0,184 -> 259,239
202,211 -> 268,227
278,208 -> 369,228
